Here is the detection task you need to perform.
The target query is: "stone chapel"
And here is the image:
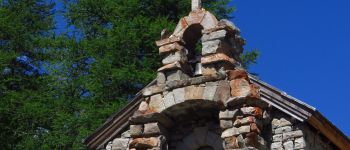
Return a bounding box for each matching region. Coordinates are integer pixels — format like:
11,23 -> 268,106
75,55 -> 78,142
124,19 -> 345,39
84,1 -> 350,150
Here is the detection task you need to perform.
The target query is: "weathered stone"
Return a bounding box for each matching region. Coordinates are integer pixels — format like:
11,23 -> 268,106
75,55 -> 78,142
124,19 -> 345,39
219,109 -> 239,119
121,130 -> 131,138
156,36 -> 182,47
201,53 -> 235,65
149,94 -> 166,112
163,91 -> 176,108
143,85 -> 164,97
294,137 -> 306,149
162,50 -> 187,65
184,85 -> 204,100
279,118 -> 292,127
202,30 -> 227,42
129,137 -> 159,149
227,69 -> 249,81
271,118 -> 280,129
233,116 -> 256,127
274,126 -> 292,134
218,19 -> 239,32
221,127 -> 240,138
224,136 -> 239,149
237,134 -> 245,148
129,125 -> 143,137
138,101 -> 149,113
271,142 -> 283,150
214,80 -> 231,104
273,134 -> 283,142
283,140 -> 294,150
173,87 -> 185,103
203,84 -> 218,100
143,122 -> 166,135
159,42 -> 184,54
230,78 -> 251,98
202,64 -> 217,76
111,138 -> 129,150
238,125 -> 251,134
166,70 -> 189,81
220,120 -> 233,129
156,72 -> 166,85
283,130 -> 303,141
240,107 -> 256,115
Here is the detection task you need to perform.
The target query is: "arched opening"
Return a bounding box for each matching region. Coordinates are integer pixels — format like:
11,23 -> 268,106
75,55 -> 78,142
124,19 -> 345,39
182,24 -> 203,76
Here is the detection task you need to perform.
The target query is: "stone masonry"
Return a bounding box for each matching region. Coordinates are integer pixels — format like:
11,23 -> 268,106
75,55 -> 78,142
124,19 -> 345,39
104,1 -> 343,150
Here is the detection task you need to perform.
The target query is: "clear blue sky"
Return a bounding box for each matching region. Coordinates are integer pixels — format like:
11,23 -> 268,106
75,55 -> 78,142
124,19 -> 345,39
229,0 -> 350,137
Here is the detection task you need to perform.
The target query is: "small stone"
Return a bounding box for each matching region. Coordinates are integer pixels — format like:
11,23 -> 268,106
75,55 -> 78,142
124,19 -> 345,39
138,101 -> 149,113
227,69 -> 249,81
201,40 -> 221,55
143,122 -> 165,135
163,91 -> 176,108
271,142 -> 283,150
219,109 -> 239,119
283,140 -> 294,150
221,127 -> 240,138
279,118 -> 292,127
240,107 -> 256,115
250,123 -> 260,134
234,116 -> 256,127
165,70 -> 189,81
121,130 -> 131,138
214,80 -> 231,104
274,126 -> 292,134
224,136 -> 239,149
238,125 -> 251,134
142,85 -> 164,97
283,130 -> 303,141
162,50 -> 186,65
230,78 -> 251,98
156,72 -> 166,85
271,119 -> 280,129
129,125 -> 143,137
173,87 -> 185,103
149,94 -> 166,112
220,120 -> 233,129
111,138 -> 129,150
184,85 -> 204,100
294,137 -> 306,149
203,84 -> 218,101
272,134 -> 283,142
158,42 -> 183,54
202,30 -> 227,42
129,137 -> 159,149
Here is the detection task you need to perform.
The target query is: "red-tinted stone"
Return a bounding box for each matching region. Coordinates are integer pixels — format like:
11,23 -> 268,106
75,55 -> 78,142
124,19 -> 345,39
227,70 -> 249,81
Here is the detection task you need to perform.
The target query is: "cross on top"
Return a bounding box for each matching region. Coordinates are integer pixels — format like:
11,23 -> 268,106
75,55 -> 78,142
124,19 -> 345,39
192,0 -> 202,11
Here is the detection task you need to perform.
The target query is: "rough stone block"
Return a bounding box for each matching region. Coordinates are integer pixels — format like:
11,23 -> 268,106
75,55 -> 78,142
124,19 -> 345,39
238,125 -> 251,134
130,125 -> 143,137
184,85 -> 204,100
283,130 -> 303,141
227,69 -> 249,81
143,85 -> 164,97
163,91 -> 176,108
202,64 -> 217,76
294,137 -> 306,149
156,72 -> 166,85
219,109 -> 239,120
121,130 -> 131,138
129,137 -> 159,149
233,116 -> 256,127
221,127 -> 240,138
202,30 -> 227,42
203,84 -> 218,100
274,126 -> 292,134
149,94 -> 166,112
250,123 -> 261,134
165,70 -> 189,81
143,122 -> 166,136
230,78 -> 251,98
138,101 -> 149,114
201,53 -> 235,65
214,80 -> 231,104
271,142 -> 283,150
224,136 -> 239,149
173,87 -> 185,103
130,113 -> 173,128
111,138 -> 130,150
162,50 -> 187,65
159,42 -> 183,54
283,140 -> 294,150
273,134 -> 283,142
220,120 -> 233,129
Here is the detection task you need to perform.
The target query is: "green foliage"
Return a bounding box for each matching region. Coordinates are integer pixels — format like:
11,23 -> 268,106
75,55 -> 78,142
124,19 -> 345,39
240,49 -> 260,69
0,0 -> 258,149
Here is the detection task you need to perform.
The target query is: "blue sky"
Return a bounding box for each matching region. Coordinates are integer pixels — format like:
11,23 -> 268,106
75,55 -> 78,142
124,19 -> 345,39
229,0 -> 350,137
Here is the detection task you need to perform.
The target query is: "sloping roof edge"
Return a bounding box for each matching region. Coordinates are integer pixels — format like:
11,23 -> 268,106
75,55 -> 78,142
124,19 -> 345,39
84,76 -> 350,150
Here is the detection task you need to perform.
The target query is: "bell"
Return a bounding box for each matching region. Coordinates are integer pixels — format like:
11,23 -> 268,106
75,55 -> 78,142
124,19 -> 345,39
194,63 -> 202,76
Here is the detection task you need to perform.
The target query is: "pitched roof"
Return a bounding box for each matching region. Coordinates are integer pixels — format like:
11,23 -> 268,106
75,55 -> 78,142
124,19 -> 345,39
84,75 -> 350,149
